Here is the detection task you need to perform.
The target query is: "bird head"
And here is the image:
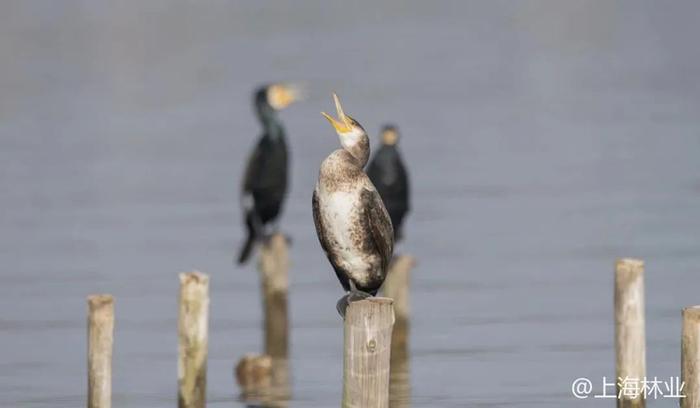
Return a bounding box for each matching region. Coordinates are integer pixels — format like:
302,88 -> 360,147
265,83 -> 305,110
321,93 -> 369,163
380,125 -> 400,145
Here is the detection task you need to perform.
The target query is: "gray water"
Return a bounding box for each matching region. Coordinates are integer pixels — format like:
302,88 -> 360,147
1,1 -> 699,407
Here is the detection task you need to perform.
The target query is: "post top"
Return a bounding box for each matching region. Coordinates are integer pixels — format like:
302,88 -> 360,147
683,305 -> 700,319
179,271 -> 209,285
344,297 -> 394,314
616,258 -> 644,268
87,294 -> 113,307
367,297 -> 394,305
344,297 -> 395,326
267,233 -> 287,247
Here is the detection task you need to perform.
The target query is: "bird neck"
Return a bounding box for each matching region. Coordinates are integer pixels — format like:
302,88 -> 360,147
378,144 -> 397,154
345,137 -> 370,168
256,102 -> 284,140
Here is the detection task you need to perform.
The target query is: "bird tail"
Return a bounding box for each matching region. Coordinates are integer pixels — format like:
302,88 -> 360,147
237,212 -> 258,264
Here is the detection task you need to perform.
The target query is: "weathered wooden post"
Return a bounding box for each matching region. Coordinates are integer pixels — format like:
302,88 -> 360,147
342,297 -> 395,408
178,272 -> 209,408
682,306 -> 700,408
614,258 -> 646,408
382,255 -> 415,407
87,294 -> 114,408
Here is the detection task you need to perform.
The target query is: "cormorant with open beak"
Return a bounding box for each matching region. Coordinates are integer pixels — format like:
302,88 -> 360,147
238,83 -> 302,264
366,125 -> 410,242
312,94 -> 394,317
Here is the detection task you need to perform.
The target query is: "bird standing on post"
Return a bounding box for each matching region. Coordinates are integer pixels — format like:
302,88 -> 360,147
366,125 -> 410,242
238,83 -> 302,264
312,94 -> 394,317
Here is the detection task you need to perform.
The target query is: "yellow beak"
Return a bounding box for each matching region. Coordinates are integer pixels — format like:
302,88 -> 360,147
321,93 -> 351,133
268,83 -> 304,110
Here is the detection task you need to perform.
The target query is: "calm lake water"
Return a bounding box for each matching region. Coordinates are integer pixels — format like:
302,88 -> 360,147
1,1 -> 699,407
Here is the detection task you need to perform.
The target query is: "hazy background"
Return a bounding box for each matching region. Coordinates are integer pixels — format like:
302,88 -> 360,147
1,1 -> 699,406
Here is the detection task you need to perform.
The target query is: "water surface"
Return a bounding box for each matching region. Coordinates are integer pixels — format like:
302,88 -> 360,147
1,1 -> 699,407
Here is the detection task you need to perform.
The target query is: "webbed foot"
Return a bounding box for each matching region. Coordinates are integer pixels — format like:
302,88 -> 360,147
336,290 -> 373,318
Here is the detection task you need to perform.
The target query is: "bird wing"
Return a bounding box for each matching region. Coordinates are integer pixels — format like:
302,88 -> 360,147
362,187 -> 394,273
367,147 -> 396,188
312,189 -> 331,254
242,140 -> 264,194
240,139 -> 267,218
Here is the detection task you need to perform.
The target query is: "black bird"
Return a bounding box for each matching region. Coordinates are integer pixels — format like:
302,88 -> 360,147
366,125 -> 410,241
238,83 -> 301,264
312,94 -> 394,316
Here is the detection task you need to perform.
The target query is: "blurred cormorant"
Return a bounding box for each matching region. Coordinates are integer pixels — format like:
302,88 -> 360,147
366,125 -> 410,241
238,83 -> 301,264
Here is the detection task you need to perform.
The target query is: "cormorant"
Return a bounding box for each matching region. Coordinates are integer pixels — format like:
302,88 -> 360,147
312,94 -> 394,316
238,83 -> 301,264
366,125 -> 410,241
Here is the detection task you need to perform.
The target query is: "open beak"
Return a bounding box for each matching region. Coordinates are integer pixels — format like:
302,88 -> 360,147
321,93 -> 352,134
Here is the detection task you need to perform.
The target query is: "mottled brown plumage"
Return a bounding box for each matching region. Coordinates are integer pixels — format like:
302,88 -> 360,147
312,94 -> 394,302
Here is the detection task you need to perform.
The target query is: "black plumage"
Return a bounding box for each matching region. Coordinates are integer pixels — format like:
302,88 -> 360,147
237,85 -> 293,264
366,125 -> 410,241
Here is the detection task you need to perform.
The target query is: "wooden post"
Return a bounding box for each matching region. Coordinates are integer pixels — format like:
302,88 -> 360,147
614,258 -> 646,408
235,234 -> 290,403
178,272 -> 209,408
259,233 -> 290,401
382,255 -> 415,408
682,306 -> 700,408
342,297 -> 395,408
259,233 -> 289,360
87,294 -> 114,408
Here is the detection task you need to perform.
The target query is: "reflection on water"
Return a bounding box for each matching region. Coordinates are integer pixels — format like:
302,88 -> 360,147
390,343 -> 410,408
237,356 -> 290,408
384,256 -> 415,407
